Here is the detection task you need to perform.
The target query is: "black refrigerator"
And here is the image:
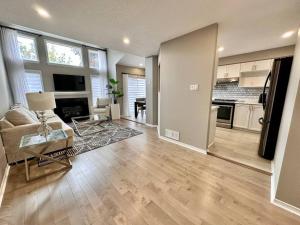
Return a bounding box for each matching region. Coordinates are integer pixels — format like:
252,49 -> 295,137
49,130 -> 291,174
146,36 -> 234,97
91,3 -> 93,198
258,56 -> 293,160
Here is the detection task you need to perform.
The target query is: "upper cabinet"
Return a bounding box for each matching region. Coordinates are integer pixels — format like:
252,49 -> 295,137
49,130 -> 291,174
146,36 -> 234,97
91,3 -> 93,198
217,63 -> 240,79
240,59 -> 273,73
216,59 -> 274,87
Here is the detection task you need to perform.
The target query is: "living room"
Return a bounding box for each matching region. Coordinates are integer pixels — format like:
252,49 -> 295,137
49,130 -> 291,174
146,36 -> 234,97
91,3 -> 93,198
0,1 -> 300,225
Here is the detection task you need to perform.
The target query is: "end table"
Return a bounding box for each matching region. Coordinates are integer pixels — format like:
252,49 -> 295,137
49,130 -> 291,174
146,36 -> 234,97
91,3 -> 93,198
19,129 -> 72,181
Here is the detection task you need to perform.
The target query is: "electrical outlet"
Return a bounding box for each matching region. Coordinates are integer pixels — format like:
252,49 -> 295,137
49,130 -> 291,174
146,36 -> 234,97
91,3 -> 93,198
189,84 -> 199,91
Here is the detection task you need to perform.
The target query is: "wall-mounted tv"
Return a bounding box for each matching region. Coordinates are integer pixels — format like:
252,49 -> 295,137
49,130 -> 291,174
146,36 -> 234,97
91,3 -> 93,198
53,74 -> 86,91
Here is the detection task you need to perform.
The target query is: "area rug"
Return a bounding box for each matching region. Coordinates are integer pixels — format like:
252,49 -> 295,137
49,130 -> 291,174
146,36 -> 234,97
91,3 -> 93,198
38,121 -> 142,166
67,121 -> 142,156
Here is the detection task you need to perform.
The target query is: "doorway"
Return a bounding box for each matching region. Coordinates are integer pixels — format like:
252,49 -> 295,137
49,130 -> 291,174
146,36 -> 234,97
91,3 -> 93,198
122,74 -> 146,124
208,57 -> 293,175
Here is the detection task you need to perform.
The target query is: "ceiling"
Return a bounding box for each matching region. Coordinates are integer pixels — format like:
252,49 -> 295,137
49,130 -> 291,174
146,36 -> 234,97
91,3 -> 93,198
0,0 -> 299,57
117,53 -> 145,68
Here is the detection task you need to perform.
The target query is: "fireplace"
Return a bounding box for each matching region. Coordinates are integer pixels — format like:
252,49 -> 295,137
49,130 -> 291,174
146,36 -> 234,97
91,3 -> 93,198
54,98 -> 89,122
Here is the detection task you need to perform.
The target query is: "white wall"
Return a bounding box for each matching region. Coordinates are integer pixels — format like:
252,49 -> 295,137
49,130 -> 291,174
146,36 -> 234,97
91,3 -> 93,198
273,29 -> 300,197
273,29 -> 300,209
107,49 -> 125,80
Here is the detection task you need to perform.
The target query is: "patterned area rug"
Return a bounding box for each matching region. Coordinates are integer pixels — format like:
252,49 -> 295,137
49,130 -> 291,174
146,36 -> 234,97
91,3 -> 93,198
38,121 -> 142,166
67,121 -> 142,156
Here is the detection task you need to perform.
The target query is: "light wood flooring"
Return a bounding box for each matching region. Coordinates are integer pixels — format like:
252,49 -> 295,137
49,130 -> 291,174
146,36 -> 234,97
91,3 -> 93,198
0,120 -> 299,225
209,127 -> 271,174
121,114 -> 146,124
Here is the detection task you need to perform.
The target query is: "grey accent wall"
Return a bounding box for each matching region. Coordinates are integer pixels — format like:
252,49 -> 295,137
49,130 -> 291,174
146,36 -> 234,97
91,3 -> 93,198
274,29 -> 300,208
219,45 -> 295,65
21,33 -> 107,112
145,56 -> 159,125
116,64 -> 145,115
213,82 -> 265,101
159,24 -> 218,149
0,39 -> 12,116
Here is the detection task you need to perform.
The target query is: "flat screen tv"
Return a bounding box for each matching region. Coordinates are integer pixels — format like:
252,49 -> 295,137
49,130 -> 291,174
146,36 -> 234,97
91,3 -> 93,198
53,74 -> 86,91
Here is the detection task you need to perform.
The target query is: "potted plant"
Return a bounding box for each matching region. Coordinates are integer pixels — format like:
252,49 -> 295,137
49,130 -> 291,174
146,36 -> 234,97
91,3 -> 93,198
107,78 -> 123,104
107,77 -> 123,119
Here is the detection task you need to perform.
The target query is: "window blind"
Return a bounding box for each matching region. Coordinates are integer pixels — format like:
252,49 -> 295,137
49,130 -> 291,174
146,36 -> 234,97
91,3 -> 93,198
91,75 -> 108,106
25,70 -> 44,92
127,76 -> 146,115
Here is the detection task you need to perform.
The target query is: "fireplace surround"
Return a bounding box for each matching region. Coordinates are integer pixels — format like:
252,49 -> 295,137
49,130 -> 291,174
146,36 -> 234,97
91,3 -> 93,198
54,98 -> 89,122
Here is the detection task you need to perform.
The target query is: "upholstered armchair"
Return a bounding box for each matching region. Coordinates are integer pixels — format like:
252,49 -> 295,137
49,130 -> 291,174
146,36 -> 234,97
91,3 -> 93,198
92,98 -> 111,117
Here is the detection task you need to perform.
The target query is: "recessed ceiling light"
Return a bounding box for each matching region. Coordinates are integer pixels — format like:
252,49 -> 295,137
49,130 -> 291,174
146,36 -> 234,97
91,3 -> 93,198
218,46 -> 224,52
281,30 -> 295,39
34,5 -> 51,18
139,63 -> 143,66
123,37 -> 130,45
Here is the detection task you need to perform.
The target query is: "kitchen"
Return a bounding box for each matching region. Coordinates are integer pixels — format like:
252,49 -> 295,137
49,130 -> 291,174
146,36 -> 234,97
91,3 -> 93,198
208,55 -> 293,174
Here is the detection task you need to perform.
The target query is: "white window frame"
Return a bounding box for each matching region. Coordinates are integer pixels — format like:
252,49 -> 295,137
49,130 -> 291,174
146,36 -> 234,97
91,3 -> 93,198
45,40 -> 84,68
24,70 -> 44,93
17,34 -> 39,63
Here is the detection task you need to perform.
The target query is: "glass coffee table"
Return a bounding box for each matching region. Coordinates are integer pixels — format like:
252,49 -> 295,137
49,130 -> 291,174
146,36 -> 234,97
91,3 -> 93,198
71,114 -> 110,136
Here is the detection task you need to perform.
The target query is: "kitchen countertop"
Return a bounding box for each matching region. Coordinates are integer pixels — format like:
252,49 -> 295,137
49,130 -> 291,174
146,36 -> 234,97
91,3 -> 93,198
211,105 -> 219,111
235,101 -> 262,105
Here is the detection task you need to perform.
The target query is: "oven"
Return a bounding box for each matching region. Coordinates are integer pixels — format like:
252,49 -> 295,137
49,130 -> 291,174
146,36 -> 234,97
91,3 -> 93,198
212,99 -> 236,128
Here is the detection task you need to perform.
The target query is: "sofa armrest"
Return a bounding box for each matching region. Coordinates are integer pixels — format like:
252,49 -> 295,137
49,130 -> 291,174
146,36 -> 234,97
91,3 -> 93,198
1,121 -> 62,149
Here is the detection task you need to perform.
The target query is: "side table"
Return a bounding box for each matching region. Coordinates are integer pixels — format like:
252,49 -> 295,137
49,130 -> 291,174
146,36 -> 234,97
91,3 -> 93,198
19,129 -> 72,181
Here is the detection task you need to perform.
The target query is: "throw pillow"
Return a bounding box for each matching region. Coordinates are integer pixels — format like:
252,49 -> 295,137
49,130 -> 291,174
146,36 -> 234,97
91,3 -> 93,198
5,108 -> 37,126
10,104 -> 39,122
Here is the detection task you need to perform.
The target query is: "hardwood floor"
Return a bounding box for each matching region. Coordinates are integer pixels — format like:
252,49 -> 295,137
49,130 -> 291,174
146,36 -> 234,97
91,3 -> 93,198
209,127 -> 271,174
0,120 -> 299,225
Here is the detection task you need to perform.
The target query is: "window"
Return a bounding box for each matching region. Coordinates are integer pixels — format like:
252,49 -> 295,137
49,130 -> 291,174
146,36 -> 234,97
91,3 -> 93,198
88,50 -> 100,69
17,34 -> 39,61
45,40 -> 83,67
91,75 -> 108,106
25,70 -> 44,92
127,76 -> 146,115
88,49 -> 107,73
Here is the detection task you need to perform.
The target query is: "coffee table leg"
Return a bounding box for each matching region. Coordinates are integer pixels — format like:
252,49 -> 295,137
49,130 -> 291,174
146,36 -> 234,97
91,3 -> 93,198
25,156 -> 29,182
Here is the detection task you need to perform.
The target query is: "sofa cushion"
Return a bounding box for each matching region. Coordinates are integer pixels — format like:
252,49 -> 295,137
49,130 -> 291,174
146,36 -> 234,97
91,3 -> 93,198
5,108 -> 38,126
0,118 -> 14,130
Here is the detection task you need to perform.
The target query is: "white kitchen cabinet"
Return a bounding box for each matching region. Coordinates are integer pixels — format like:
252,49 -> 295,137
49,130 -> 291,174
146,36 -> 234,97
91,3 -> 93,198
248,105 -> 264,131
233,104 -> 264,132
240,59 -> 273,73
240,62 -> 255,72
233,104 -> 251,129
254,59 -> 273,71
217,65 -> 227,78
226,64 -> 240,78
217,64 -> 240,79
239,72 -> 269,88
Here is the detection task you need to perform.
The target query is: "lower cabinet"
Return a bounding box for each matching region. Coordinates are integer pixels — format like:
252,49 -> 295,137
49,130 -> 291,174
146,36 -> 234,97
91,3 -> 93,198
233,104 -> 264,132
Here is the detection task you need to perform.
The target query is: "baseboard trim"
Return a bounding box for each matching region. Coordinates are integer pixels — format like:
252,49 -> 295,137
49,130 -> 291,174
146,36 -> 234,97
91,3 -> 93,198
208,142 -> 215,148
270,161 -> 276,201
272,198 -> 300,217
0,165 -> 10,206
145,123 -> 158,128
159,135 -> 207,155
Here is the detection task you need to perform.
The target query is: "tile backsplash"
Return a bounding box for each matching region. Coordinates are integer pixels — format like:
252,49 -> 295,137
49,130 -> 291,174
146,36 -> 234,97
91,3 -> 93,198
213,81 -> 265,101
